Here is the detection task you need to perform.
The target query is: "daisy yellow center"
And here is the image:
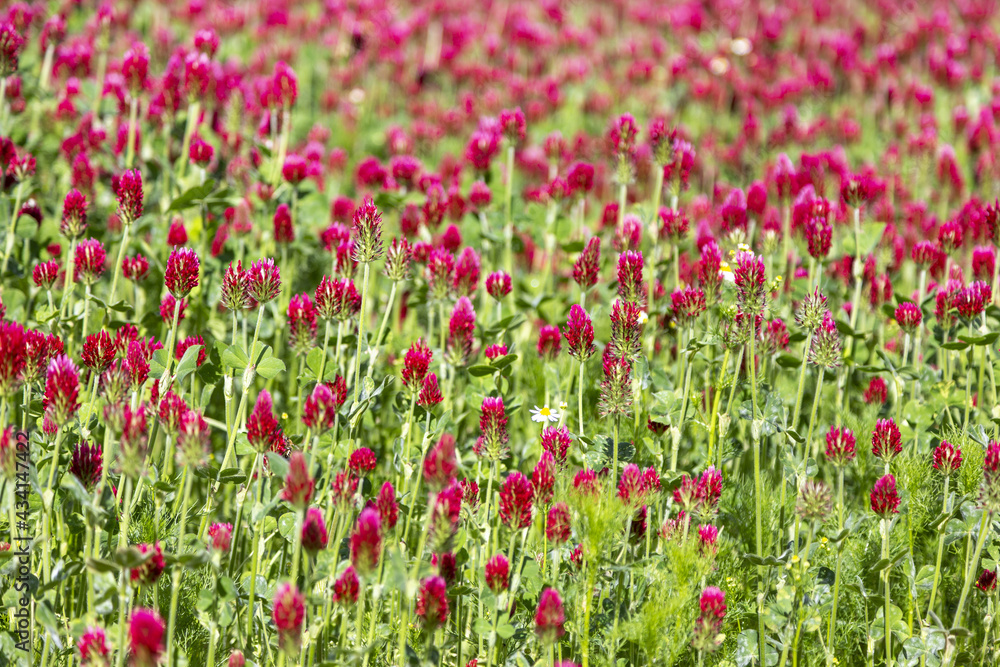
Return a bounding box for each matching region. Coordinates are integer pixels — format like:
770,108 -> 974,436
539,407 -> 552,416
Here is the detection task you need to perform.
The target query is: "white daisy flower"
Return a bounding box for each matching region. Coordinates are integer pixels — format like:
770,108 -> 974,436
638,310 -> 649,324
530,405 -> 561,423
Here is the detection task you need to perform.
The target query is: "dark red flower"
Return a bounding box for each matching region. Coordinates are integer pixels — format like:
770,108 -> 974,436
164,248 -> 199,298
272,583 -> 305,651
546,502 -> 572,544
535,588 -> 566,643
130,542 -> 165,585
282,452 -> 314,510
499,471 -> 533,530
301,507 -> 329,552
348,447 -> 377,476
871,419 -> 902,461
350,507 -> 382,576
933,441 -> 962,475
416,576 -> 449,628
485,554 -> 510,593
332,566 -> 360,605
870,474 -> 901,517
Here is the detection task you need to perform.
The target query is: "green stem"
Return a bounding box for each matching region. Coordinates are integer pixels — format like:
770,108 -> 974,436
827,467 -> 845,647
925,477 -> 950,620
884,517 -> 892,667
952,509 -> 992,630
791,333 -> 814,432
707,348 -> 731,464
749,331 -> 766,667
2,180 -> 24,272
107,221 -> 132,315
805,369 -> 825,461
354,262 -> 371,405
165,470 -> 194,666
847,207 -> 863,359
368,281 -> 399,379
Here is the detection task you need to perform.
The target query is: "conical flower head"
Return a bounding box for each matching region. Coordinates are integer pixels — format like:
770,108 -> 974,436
535,588 -> 566,644
795,289 -> 829,332
288,293 -> 318,354
478,396 -> 509,461
70,441 -> 102,491
546,502 -> 572,544
498,471 -> 533,530
247,390 -> 280,452
617,250 -> 645,305
301,507 -> 329,552
61,189 -> 88,238
350,506 -> 382,576
598,351 -> 632,419
332,566 -> 360,605
115,169 -> 144,224
671,287 -> 706,327
303,383 -> 338,432
564,304 -> 595,361
532,451 -> 556,506
608,299 -> 643,361
129,542 -> 165,585
375,481 -> 399,530
808,312 -> 842,368
247,258 -> 281,304
871,418 -> 902,462
981,441 -> 1000,512
74,238 -> 106,284
733,250 -> 766,314
220,261 -> 250,311
351,196 -> 383,263
870,474 -> 901,517
402,339 -> 432,390
314,276 -> 360,321
486,271 -> 512,301
272,583 -> 305,652
164,247 -> 200,298
933,441 -> 962,475
485,554 -> 510,593
81,330 -> 115,373
122,340 -> 149,393
176,409 -> 210,467
540,426 -> 573,467
894,302 -> 922,334
282,452 -> 314,509
44,354 -> 80,427
209,523 -> 233,553
424,433 -> 457,491
797,480 -> 832,521
384,237 -> 412,282
825,427 -> 857,466
447,297 -> 476,365
128,608 -> 165,667
78,626 -> 110,666
573,237 -> 601,290
692,587 -> 726,652
416,576 -> 449,628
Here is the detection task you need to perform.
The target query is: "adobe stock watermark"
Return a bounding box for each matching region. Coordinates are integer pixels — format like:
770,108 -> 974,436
9,430 -> 33,656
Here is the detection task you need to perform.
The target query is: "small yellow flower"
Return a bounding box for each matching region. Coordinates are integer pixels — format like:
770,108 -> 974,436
282,412 -> 289,420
